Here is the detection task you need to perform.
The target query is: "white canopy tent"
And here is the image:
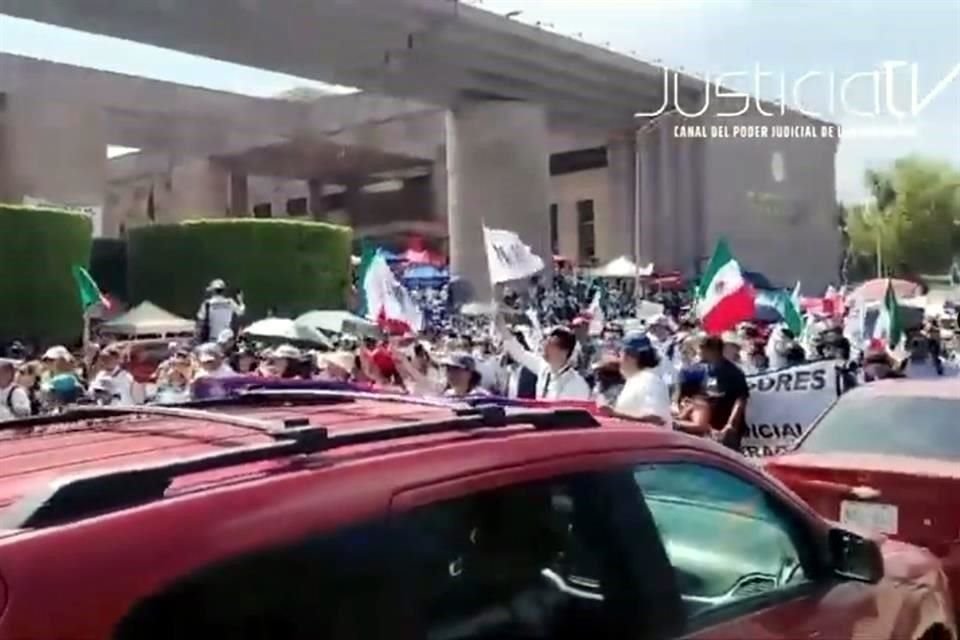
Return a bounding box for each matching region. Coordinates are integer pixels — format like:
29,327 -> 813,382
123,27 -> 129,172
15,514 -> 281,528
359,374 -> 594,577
98,301 -> 195,338
589,256 -> 654,279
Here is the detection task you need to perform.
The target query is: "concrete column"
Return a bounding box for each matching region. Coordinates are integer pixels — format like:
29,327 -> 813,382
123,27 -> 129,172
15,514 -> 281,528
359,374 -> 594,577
605,136 -> 637,260
169,158 -> 229,219
658,122 -> 676,271
638,131 -> 658,266
308,178 -> 326,220
675,135 -> 697,275
446,101 -> 552,301
342,179 -> 363,226
431,145 -> 448,223
229,171 -> 249,217
0,94 -> 106,225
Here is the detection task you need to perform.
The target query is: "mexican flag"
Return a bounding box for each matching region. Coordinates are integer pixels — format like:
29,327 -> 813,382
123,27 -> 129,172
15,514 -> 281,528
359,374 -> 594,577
357,246 -> 424,334
71,265 -> 112,313
872,279 -> 903,349
696,239 -> 756,334
772,289 -> 803,336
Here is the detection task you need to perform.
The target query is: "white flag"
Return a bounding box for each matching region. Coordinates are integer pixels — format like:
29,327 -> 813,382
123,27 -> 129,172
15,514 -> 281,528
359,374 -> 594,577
483,226 -> 545,285
587,291 -> 604,336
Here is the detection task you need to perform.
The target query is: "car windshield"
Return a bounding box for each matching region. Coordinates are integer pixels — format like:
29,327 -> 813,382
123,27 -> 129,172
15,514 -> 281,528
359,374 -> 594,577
799,393 -> 960,459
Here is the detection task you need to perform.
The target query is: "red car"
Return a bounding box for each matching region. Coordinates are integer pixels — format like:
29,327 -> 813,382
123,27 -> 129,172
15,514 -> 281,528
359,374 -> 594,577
0,391 -> 953,640
766,378 -> 960,613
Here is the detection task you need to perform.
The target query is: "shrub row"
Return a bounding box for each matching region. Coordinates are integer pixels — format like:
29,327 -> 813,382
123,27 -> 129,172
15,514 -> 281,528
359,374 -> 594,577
0,210 -> 351,344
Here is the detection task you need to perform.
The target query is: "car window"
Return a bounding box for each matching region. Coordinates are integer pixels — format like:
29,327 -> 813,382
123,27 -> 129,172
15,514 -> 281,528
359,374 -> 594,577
633,462 -> 811,621
116,471 -> 687,640
392,472 -> 684,640
799,393 -> 960,459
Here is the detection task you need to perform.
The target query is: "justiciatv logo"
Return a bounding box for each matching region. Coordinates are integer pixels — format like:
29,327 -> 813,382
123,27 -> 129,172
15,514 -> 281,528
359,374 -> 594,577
639,61 -> 960,125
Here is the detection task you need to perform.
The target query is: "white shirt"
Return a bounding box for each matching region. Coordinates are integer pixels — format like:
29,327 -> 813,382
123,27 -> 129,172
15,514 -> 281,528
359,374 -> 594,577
0,383 -> 32,420
197,295 -> 245,339
501,336 -> 591,401
92,368 -> 138,405
195,363 -> 236,380
614,370 -> 673,427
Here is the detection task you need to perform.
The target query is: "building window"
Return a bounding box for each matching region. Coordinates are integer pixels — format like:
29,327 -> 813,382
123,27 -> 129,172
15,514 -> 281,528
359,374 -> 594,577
253,203 -> 272,219
576,199 -> 596,264
286,197 -> 308,217
549,204 -> 559,256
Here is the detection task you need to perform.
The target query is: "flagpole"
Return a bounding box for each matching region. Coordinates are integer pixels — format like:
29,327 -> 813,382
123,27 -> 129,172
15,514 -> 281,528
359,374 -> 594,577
82,310 -> 91,351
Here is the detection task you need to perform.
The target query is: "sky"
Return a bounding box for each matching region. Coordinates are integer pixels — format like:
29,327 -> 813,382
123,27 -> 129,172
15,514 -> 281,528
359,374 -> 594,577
1,0 -> 958,201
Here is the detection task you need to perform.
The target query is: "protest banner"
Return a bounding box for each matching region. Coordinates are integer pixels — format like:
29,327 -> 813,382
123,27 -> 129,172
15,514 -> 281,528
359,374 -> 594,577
741,359 -> 842,458
483,226 -> 545,284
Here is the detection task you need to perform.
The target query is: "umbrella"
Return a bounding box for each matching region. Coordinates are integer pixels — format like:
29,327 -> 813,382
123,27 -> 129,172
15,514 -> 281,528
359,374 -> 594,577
847,278 -> 922,304
295,310 -> 380,337
241,318 -> 332,348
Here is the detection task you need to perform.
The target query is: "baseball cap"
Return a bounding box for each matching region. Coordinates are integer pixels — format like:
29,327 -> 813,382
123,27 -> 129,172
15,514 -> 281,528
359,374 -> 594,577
621,332 -> 654,356
207,278 -> 227,292
439,352 -> 476,372
42,345 -> 73,361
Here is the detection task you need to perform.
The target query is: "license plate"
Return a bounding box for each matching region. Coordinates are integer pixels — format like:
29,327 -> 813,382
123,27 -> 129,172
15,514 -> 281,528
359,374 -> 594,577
840,500 -> 898,535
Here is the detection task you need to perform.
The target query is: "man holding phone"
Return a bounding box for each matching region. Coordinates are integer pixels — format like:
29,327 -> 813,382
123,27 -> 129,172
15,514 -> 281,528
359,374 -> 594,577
197,279 -> 246,343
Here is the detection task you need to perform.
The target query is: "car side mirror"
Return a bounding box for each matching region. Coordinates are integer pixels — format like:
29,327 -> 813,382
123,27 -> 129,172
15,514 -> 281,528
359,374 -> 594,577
828,527 -> 884,583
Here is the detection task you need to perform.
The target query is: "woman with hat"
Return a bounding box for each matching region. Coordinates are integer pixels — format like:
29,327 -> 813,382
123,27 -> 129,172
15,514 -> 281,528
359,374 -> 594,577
599,332 -> 672,427
316,351 -> 359,383
439,352 -> 489,398
257,344 -> 301,379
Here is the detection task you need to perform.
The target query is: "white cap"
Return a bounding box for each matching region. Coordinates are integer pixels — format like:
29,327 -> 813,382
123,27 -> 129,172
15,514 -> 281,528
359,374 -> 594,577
42,345 -> 73,361
270,344 -> 301,360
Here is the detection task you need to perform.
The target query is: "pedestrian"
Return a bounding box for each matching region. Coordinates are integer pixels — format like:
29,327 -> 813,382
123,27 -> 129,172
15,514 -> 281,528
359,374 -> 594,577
439,352 -> 489,398
0,359 -> 32,420
497,315 -> 591,401
196,279 -> 245,344
598,333 -> 671,427
89,344 -> 138,405
193,343 -> 236,380
699,335 -> 750,451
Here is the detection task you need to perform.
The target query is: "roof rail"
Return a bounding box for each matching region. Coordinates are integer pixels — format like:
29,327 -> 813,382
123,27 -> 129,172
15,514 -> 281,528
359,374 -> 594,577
1,406 -> 598,530
0,404 -> 280,434
237,388 -> 463,409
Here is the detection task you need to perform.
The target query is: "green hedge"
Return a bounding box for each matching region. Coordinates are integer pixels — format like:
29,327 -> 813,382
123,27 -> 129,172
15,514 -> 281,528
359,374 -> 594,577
0,205 -> 93,344
90,238 -> 128,303
127,219 -> 352,320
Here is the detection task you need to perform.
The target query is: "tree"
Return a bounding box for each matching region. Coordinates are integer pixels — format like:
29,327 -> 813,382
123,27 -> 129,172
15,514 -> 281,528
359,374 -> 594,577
846,156 -> 960,277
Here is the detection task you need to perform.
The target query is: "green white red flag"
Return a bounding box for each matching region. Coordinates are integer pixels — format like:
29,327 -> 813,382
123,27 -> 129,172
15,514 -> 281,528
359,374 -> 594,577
696,239 -> 756,334
71,265 -> 112,313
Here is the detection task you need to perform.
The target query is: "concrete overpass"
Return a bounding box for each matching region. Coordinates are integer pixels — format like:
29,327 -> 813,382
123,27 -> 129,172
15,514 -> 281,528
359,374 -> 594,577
0,0 -> 842,294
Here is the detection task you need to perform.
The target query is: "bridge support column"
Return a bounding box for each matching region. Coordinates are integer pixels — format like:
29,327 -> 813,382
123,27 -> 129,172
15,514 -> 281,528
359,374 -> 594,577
229,171 -> 249,217
170,159 -> 229,219
0,94 -> 106,216
446,101 -> 552,302
606,135 -> 638,262
308,178 -> 326,220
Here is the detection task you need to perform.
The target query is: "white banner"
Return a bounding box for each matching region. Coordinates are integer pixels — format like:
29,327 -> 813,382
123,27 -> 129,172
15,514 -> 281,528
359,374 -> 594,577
483,226 -> 545,285
741,359 -> 841,458
23,196 -> 103,237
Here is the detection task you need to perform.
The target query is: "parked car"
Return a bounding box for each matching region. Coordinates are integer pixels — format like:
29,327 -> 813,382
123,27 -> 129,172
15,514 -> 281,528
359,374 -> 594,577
0,390 -> 954,640
765,378 -> 960,613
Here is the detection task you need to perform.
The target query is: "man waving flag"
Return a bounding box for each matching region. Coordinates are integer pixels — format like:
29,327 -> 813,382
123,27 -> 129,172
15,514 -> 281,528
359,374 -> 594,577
696,239 -> 756,334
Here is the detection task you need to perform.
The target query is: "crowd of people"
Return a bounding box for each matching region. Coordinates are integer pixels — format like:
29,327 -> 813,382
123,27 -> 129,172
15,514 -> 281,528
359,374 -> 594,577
2,273 -> 956,457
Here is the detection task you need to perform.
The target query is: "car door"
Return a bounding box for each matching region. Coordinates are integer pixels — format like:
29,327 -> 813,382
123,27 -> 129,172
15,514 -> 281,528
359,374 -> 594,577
629,456 -> 902,640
